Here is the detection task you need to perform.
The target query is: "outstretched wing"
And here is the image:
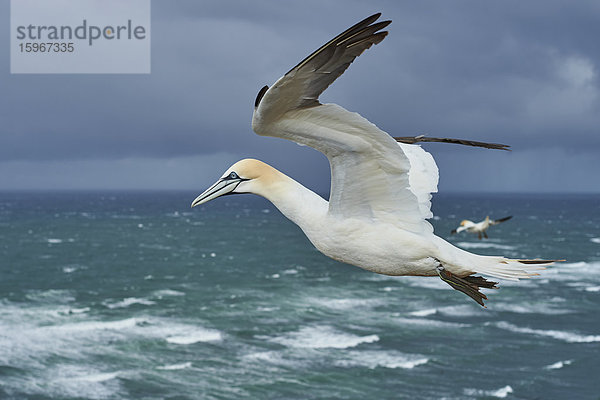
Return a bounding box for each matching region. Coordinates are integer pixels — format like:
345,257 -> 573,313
254,13 -> 390,114
252,14 -> 492,234
491,216 -> 513,225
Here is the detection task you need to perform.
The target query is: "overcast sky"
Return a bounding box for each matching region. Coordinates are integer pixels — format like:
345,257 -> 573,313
2,0 -> 599,193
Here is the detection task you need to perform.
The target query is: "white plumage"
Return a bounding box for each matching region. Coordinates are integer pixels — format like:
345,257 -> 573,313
192,14 -> 556,306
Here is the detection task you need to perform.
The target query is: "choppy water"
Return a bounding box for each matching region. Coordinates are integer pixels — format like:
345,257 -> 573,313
0,191 -> 599,399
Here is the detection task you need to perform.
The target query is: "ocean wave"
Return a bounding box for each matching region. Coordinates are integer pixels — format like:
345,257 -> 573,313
165,328 -> 222,345
590,237 -> 600,244
49,317 -> 142,334
282,268 -> 298,275
62,265 -> 81,273
492,302 -> 570,315
403,277 -> 451,291
436,304 -> 482,318
269,325 -> 379,349
544,360 -> 573,370
156,362 -> 193,370
456,242 -> 516,250
334,350 -> 429,369
71,371 -> 120,383
152,289 -> 186,298
0,303 -> 221,397
307,297 -> 383,311
543,261 -> 600,282
495,321 -> 600,343
25,289 -> 75,304
464,385 -> 513,398
242,351 -> 289,365
408,308 -> 437,317
395,317 -> 469,329
47,238 -> 63,244
104,297 -> 156,309
42,365 -> 122,399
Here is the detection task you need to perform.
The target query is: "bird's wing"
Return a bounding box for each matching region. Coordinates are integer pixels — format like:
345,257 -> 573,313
252,14 -> 489,234
253,13 -> 390,114
491,215 -> 513,225
252,14 -> 435,233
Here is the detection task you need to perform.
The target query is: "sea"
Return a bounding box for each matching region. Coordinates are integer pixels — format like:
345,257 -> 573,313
0,191 -> 599,400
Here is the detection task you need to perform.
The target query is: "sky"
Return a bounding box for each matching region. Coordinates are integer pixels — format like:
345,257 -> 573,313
1,0 -> 600,193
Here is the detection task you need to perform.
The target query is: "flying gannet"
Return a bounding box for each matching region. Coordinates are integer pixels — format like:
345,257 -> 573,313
451,216 -> 513,240
192,14 -> 557,306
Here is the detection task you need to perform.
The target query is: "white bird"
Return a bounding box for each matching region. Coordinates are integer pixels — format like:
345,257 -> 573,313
191,14 -> 556,306
451,216 -> 513,240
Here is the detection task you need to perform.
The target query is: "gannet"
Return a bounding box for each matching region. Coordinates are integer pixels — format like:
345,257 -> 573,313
451,216 -> 513,240
191,14 -> 557,306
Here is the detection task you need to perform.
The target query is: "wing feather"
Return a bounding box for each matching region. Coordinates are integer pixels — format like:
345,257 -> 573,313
252,14 -> 435,233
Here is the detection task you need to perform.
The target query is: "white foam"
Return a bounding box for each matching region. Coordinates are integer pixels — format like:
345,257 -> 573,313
543,261 -> 600,282
47,238 -> 63,244
282,269 -> 298,275
50,317 -> 142,334
25,289 -> 75,303
166,328 -> 222,345
437,304 -> 481,318
545,360 -> 573,370
335,350 -> 429,369
243,351 -> 287,365
0,303 -> 223,399
104,297 -> 156,309
584,286 -> 600,292
270,325 -> 379,349
35,364 -> 122,399
153,289 -> 186,297
496,321 -> 600,342
492,302 -> 570,315
456,242 -> 516,250
409,308 -> 437,317
590,237 -> 600,244
464,385 -> 513,398
309,297 -> 383,311
73,371 -> 120,383
257,306 -> 279,312
156,362 -> 193,370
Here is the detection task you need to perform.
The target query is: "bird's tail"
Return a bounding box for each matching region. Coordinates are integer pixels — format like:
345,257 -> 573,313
439,256 -> 560,306
470,256 -> 559,281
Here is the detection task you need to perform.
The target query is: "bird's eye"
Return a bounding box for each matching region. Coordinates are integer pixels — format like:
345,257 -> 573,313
229,172 -> 239,179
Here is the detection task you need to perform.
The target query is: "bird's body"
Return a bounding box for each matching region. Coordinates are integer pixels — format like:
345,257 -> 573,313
192,14 -> 557,306
452,216 -> 513,239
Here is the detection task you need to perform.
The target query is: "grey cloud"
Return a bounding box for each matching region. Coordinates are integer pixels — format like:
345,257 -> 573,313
1,0 -> 599,191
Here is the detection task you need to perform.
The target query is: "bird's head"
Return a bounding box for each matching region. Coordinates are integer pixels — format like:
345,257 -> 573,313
191,159 -> 275,208
459,220 -> 470,226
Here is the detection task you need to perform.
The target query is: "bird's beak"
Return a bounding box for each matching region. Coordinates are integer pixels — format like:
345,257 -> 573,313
191,178 -> 242,208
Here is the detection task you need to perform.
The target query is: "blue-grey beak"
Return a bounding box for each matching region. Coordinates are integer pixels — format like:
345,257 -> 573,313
191,178 -> 243,208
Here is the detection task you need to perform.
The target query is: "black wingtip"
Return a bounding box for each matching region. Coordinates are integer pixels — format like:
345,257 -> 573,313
496,216 -> 513,223
254,85 -> 269,108
393,136 -> 511,151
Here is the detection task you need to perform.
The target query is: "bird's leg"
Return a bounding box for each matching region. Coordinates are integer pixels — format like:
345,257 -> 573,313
435,266 -> 498,307
483,231 -> 488,239
478,232 -> 482,240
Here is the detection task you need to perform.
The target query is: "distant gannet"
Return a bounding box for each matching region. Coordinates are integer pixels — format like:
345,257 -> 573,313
191,14 -> 557,306
451,216 -> 513,240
